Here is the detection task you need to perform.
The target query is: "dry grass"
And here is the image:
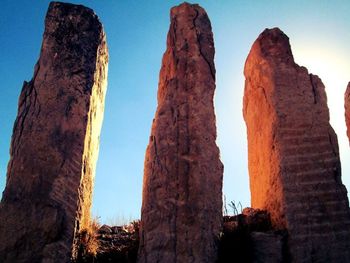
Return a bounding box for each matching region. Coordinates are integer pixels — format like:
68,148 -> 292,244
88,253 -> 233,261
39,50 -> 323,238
74,217 -> 141,262
76,217 -> 100,261
106,214 -> 137,227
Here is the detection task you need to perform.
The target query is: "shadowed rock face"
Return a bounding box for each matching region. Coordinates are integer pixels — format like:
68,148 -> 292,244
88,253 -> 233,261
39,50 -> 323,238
0,2 -> 108,262
346,83 -> 350,143
138,3 -> 223,263
243,28 -> 350,262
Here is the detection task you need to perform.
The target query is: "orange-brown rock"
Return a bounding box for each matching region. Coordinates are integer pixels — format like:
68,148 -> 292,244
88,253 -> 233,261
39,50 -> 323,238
345,82 -> 350,143
0,2 -> 108,262
138,3 -> 223,262
243,28 -> 350,262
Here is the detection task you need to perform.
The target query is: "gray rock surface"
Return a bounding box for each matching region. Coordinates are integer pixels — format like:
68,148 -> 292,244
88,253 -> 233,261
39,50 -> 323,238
251,232 -> 284,263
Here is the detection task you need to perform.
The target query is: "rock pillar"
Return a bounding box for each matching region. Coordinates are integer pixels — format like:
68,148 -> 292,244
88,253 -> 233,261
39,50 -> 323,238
243,28 -> 350,262
0,2 -> 108,262
138,3 -> 223,263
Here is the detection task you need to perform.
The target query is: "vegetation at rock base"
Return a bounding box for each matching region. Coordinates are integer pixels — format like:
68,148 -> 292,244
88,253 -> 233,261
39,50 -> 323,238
74,208 -> 288,263
75,217 -> 100,261
74,219 -> 139,263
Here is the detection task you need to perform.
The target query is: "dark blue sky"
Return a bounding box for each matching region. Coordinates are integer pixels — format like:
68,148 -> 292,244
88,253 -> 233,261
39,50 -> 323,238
1,0 -> 350,223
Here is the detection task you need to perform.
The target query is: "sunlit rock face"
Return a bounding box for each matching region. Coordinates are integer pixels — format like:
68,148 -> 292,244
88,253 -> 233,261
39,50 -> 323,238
346,83 -> 350,144
138,3 -> 223,263
243,28 -> 350,262
0,2 -> 108,262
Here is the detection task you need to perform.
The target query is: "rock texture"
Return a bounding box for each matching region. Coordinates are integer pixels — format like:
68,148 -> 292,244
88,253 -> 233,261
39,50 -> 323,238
250,232 -> 284,263
138,3 -> 223,262
0,2 -> 108,262
218,208 -> 274,262
243,28 -> 350,262
345,82 -> 350,143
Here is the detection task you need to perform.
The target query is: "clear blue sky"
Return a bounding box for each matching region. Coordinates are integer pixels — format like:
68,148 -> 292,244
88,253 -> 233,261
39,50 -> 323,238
1,0 -> 350,224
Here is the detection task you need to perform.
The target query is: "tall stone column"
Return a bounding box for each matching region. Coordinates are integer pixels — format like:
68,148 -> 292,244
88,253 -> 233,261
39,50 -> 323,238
0,2 -> 108,262
345,82 -> 350,143
138,3 -> 223,263
243,28 -> 350,262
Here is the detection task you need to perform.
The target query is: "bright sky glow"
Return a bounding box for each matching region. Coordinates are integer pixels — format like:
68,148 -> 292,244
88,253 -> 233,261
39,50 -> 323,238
1,0 -> 350,224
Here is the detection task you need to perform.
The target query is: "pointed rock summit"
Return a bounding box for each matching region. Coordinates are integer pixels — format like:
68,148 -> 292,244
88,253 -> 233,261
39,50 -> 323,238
243,28 -> 350,262
138,3 -> 223,262
0,2 -> 108,262
345,82 -> 350,143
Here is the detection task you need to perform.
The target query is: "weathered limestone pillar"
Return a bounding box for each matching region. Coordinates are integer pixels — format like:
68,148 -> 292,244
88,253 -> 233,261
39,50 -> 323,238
345,82 -> 350,143
138,3 -> 223,262
243,28 -> 350,262
0,2 -> 108,262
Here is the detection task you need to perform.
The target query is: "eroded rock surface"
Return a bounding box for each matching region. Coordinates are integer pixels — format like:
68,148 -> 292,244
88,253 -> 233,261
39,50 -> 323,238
250,232 -> 284,263
345,82 -> 350,143
0,2 -> 108,262
243,28 -> 350,262
138,3 -> 223,262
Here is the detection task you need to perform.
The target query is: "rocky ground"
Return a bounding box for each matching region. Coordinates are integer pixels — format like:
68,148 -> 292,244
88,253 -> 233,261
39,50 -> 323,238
218,208 -> 286,262
75,208 -> 287,263
75,221 -> 139,263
